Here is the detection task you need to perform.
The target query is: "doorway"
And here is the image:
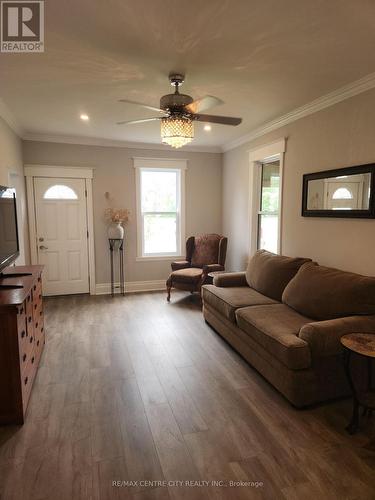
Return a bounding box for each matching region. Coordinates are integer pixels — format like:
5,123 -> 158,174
25,166 -> 95,296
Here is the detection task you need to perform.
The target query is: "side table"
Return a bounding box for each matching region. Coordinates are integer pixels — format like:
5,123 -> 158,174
341,333 -> 375,434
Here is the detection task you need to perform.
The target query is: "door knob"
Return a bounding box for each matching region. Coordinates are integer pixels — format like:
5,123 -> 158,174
39,245 -> 48,250
39,237 -> 44,242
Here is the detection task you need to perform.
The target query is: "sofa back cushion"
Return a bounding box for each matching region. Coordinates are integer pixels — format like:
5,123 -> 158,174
245,250 -> 311,301
282,262 -> 375,320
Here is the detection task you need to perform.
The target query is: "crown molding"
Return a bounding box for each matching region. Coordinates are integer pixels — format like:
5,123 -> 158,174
22,133 -> 222,154
0,99 -> 24,137
222,71 -> 375,152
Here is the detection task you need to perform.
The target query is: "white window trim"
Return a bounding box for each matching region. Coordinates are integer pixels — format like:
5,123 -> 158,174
248,139 -> 286,256
133,157 -> 187,261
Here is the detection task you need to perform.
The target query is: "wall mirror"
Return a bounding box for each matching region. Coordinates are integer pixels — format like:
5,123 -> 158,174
302,164 -> 375,218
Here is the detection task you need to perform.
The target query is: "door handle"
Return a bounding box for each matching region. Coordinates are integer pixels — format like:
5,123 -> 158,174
39,245 -> 48,250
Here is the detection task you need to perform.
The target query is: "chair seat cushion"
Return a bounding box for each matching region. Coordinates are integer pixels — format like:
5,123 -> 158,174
202,284 -> 277,323
170,267 -> 203,284
235,304 -> 312,370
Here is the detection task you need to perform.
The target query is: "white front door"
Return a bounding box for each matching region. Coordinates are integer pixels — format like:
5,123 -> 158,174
34,177 -> 90,296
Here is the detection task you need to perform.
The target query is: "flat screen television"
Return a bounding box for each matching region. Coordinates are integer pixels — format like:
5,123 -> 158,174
0,185 -> 19,274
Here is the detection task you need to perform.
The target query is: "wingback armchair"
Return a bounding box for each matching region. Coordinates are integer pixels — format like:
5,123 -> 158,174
166,234 -> 228,301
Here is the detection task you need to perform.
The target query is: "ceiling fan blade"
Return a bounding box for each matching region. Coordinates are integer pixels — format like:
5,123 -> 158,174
116,117 -> 161,125
118,99 -> 164,113
185,95 -> 223,114
194,114 -> 242,126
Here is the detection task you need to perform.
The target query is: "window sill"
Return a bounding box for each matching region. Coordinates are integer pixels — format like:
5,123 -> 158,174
136,255 -> 184,262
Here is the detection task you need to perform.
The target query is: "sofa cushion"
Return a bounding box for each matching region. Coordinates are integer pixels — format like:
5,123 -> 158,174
235,304 -> 312,370
169,267 -> 203,284
245,250 -> 311,301
202,284 -> 278,323
282,262 -> 375,320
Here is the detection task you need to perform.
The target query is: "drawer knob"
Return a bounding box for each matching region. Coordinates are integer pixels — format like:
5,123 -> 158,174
31,356 -> 35,364
40,310 -> 43,316
22,354 -> 26,362
37,340 -> 40,347
28,316 -> 32,323
18,307 -> 24,315
30,336 -> 33,343
24,377 -> 28,385
36,322 -> 38,328
33,285 -> 36,291
41,327 -> 44,333
39,294 -> 42,300
21,330 -> 26,338
34,304 -> 37,310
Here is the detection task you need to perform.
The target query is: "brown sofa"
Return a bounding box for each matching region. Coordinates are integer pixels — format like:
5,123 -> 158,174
202,250 -> 375,407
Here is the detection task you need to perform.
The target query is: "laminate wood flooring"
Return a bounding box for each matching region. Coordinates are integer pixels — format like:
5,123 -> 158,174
1,292 -> 374,499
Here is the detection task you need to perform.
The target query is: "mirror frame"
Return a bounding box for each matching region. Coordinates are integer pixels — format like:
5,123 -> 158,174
302,163 -> 375,218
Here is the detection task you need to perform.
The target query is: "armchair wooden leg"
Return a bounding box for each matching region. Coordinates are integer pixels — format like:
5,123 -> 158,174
167,286 -> 171,302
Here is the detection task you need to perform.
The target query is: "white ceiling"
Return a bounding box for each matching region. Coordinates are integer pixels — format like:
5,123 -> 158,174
1,0 -> 375,150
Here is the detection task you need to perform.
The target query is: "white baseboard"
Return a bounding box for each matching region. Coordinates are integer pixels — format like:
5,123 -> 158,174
95,280 -> 166,295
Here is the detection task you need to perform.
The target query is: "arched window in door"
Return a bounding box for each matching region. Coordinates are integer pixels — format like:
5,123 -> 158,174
332,187 -> 353,200
43,184 -> 78,200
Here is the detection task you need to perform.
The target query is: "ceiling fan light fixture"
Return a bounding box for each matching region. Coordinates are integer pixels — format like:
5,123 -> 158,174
161,116 -> 194,149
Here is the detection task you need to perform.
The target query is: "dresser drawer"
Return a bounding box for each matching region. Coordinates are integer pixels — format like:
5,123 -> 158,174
21,361 -> 36,411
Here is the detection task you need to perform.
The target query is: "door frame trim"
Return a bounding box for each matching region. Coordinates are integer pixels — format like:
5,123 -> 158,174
25,165 -> 96,295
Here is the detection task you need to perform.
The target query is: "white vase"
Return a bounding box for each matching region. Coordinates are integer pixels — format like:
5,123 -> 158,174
108,222 -> 124,239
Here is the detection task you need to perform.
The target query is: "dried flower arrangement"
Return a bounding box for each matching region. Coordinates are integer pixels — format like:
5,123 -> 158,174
104,208 -> 130,225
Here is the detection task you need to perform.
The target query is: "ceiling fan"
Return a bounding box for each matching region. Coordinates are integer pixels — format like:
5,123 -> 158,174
116,73 -> 242,148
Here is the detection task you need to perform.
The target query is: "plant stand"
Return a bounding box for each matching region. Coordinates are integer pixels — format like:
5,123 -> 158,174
109,238 -> 125,297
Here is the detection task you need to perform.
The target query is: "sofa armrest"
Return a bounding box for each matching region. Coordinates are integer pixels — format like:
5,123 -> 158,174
299,315 -> 375,358
213,271 -> 248,288
171,260 -> 190,271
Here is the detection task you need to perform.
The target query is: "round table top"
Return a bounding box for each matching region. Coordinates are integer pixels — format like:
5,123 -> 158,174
341,333 -> 375,358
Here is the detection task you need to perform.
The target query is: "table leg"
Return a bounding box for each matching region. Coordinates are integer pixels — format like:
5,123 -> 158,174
343,349 -> 360,434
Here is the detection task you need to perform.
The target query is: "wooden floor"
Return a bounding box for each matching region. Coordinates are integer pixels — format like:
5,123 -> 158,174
1,292 -> 375,500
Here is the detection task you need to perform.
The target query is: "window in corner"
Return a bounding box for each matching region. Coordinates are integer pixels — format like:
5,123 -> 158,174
135,162 -> 185,258
43,184 -> 78,200
256,160 -> 280,254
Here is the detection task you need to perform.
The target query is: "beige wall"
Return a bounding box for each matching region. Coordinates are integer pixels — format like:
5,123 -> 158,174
223,87 -> 375,276
23,141 -> 222,285
0,117 -> 29,265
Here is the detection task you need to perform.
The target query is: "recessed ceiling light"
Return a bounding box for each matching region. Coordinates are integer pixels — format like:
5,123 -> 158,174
80,113 -> 89,121
204,124 -> 212,131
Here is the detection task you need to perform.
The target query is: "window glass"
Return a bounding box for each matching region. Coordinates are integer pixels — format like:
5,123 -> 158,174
258,214 -> 279,254
260,163 -> 280,212
257,161 -> 280,253
43,184 -> 78,200
332,187 -> 353,200
144,214 -> 177,254
139,168 -> 181,256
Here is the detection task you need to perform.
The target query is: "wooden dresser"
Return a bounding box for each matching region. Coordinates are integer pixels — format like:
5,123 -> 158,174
0,265 -> 45,424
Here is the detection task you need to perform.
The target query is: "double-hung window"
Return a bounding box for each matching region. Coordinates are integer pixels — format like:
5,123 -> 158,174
256,160 -> 281,253
135,158 -> 186,259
